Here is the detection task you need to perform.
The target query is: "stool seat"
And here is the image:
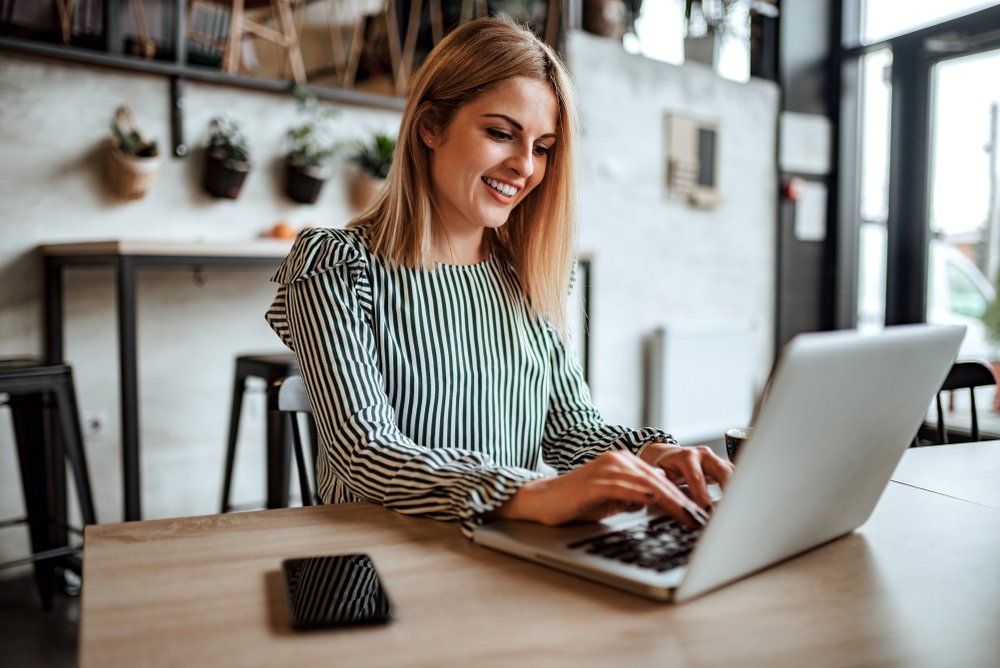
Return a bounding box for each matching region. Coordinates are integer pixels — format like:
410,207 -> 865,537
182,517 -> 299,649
220,352 -> 299,512
0,359 -> 96,611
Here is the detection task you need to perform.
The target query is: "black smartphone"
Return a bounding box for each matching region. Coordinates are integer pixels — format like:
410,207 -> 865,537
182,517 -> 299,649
281,554 -> 396,630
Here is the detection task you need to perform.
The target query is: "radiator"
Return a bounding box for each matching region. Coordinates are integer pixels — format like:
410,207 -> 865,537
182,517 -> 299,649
643,321 -> 755,444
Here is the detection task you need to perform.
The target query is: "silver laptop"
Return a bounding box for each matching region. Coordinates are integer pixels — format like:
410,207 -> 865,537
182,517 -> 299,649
473,325 -> 965,602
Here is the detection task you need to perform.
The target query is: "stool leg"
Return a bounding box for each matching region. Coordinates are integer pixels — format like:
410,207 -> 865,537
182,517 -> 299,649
9,394 -> 56,612
307,418 -> 318,499
266,404 -> 291,509
220,372 -> 247,513
53,376 -> 97,525
289,413 -> 312,506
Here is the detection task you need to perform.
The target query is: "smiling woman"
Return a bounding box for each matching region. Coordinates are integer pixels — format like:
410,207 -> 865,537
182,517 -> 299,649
265,16 -> 732,539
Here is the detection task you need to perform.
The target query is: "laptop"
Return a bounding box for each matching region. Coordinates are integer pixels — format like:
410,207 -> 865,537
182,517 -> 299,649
473,325 -> 965,602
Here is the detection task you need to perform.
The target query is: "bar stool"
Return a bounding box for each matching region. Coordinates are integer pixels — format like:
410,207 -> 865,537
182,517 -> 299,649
0,358 -> 97,611
220,352 -> 299,512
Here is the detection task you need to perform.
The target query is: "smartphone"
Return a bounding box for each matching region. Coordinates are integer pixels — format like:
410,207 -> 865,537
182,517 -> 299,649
281,554 -> 396,630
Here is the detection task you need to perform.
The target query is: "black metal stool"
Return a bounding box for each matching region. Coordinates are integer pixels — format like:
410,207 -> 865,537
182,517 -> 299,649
220,352 -> 299,512
0,358 -> 97,611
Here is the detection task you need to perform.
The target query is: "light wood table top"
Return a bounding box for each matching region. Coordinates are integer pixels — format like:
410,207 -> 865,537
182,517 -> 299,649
79,478 -> 1000,667
892,441 -> 1000,510
39,238 -> 294,258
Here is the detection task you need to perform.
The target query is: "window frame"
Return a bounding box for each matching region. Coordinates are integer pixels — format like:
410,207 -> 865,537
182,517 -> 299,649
836,2 -> 1000,329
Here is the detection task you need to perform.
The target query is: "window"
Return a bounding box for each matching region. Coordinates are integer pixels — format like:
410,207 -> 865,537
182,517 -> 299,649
861,0 -> 1000,44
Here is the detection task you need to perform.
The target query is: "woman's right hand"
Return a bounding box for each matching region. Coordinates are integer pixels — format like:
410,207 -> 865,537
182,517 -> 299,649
490,451 -> 709,529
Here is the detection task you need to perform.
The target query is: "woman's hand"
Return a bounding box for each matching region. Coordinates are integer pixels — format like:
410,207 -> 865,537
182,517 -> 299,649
491,448 -> 727,529
639,442 -> 734,511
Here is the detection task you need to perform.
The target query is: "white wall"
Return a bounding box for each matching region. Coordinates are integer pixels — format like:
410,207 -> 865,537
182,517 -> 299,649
0,32 -> 779,565
0,52 -> 401,565
568,32 -> 779,426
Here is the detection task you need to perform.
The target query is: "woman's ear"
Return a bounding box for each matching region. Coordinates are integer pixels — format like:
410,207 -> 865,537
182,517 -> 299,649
419,126 -> 435,150
417,118 -> 438,150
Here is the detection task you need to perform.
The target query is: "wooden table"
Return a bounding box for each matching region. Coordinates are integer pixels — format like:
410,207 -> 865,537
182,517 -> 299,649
79,447 -> 1000,667
40,239 -> 292,521
892,441 -> 1000,510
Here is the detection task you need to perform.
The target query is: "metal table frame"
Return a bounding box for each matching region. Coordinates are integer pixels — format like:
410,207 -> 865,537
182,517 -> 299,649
42,240 -> 292,521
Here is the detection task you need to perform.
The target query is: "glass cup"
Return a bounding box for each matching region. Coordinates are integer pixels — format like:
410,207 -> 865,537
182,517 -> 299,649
724,427 -> 753,463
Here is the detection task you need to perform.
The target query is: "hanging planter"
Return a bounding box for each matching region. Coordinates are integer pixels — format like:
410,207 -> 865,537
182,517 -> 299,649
346,132 -> 395,211
283,88 -> 341,204
203,116 -> 251,200
106,105 -> 161,200
285,160 -> 331,204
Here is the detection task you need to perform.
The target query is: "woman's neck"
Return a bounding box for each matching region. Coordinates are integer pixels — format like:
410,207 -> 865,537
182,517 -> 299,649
431,226 -> 486,265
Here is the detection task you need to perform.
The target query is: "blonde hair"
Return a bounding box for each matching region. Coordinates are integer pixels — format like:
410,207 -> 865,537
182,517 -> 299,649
350,16 -> 579,332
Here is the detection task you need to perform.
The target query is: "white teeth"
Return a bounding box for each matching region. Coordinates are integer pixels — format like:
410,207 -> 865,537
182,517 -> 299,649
483,177 -> 519,197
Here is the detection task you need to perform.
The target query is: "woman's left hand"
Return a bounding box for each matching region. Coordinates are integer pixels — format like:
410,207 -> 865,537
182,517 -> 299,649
639,442 -> 734,511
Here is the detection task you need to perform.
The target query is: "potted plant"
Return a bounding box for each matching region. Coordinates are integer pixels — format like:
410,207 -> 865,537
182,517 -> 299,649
347,132 -> 396,211
284,88 -> 342,204
204,116 -> 251,199
106,105 -> 161,200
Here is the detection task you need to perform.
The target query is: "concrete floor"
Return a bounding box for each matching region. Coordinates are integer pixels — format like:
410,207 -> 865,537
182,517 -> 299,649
0,571 -> 78,668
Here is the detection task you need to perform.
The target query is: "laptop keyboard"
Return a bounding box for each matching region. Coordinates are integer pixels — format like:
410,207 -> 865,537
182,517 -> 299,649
566,515 -> 703,573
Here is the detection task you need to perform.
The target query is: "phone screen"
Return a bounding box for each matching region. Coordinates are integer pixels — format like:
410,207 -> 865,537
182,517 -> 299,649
281,554 -> 395,630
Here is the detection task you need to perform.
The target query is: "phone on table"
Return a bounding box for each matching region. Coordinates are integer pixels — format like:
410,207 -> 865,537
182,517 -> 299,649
281,553 -> 395,630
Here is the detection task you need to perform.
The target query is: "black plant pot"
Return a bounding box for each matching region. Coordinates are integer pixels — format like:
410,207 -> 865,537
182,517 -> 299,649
204,150 -> 250,199
284,161 -> 329,204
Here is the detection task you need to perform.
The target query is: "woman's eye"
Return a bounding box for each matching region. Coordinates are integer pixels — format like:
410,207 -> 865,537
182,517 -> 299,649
487,128 -> 513,141
533,144 -> 552,157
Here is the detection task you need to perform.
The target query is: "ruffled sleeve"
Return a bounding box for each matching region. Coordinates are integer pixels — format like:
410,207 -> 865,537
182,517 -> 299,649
266,228 -> 373,350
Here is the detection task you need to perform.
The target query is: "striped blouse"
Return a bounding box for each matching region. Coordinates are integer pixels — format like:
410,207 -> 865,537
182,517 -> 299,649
266,227 -> 673,535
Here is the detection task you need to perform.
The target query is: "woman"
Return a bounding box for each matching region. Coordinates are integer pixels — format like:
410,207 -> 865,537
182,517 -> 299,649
267,16 -> 732,537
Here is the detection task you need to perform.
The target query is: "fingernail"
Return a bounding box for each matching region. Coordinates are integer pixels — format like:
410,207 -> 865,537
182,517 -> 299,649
685,506 -> 708,527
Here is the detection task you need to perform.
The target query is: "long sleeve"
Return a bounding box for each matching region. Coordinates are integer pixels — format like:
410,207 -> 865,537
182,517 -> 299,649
539,322 -> 675,473
268,229 -> 544,536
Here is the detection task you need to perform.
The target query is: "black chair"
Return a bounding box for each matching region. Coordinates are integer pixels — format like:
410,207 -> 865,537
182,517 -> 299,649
220,353 -> 298,512
0,359 -> 97,610
922,361 -> 997,445
272,375 -> 318,506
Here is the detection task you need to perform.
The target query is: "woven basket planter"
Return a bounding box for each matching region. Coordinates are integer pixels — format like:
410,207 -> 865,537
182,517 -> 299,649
106,106 -> 161,200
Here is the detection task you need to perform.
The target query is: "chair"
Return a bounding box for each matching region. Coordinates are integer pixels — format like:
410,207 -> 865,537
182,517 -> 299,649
0,359 -> 97,611
272,374 -> 318,505
187,0 -> 307,82
220,352 -> 298,512
925,361 -> 997,445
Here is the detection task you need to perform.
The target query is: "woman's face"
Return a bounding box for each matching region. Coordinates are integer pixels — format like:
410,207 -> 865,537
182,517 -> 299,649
422,76 -> 558,244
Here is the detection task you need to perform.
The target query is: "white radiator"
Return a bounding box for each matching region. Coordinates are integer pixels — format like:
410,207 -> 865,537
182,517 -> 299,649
643,321 -> 755,444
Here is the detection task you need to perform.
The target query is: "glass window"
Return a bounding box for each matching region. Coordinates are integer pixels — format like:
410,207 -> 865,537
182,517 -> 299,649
861,0 -> 1000,44
855,48 -> 893,331
859,49 -> 892,223
947,263 -> 989,318
925,47 -> 1000,359
857,222 -> 887,332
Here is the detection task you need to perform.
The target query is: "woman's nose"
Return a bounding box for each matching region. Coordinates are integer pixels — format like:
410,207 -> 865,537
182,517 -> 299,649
505,144 -> 534,178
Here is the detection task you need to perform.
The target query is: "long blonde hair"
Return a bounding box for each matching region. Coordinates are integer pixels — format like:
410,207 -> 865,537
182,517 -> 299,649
350,16 -> 579,332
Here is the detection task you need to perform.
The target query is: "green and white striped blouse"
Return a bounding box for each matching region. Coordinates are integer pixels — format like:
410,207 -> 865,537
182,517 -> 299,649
266,227 -> 673,535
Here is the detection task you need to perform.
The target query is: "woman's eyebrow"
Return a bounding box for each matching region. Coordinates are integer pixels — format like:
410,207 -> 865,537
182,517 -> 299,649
481,113 -> 557,140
